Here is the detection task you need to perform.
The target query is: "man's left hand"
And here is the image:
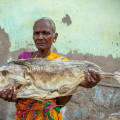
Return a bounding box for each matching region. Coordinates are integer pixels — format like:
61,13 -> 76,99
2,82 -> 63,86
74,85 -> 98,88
80,69 -> 101,88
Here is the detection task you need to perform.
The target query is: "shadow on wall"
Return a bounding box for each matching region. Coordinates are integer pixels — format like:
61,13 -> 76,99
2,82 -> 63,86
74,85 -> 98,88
0,27 -> 11,66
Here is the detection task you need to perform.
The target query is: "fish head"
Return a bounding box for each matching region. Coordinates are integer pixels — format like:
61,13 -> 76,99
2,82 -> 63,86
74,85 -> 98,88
0,61 -> 25,91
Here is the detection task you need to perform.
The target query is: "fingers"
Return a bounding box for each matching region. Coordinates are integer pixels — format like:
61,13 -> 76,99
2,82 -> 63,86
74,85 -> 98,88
85,73 -> 91,82
80,75 -> 91,88
88,69 -> 101,81
88,74 -> 96,83
12,88 -> 17,102
0,87 -> 18,102
0,90 -> 4,98
86,75 -> 96,88
8,87 -> 18,102
96,72 -> 101,81
88,69 -> 101,87
88,69 -> 97,80
88,76 -> 96,88
2,88 -> 12,100
81,70 -> 101,88
8,88 -> 14,100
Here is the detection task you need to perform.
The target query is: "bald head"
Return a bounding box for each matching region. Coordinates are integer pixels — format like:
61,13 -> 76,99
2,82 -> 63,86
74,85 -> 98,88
33,17 -> 56,33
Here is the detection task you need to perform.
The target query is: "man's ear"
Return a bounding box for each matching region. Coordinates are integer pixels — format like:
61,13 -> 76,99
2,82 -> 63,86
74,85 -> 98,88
53,33 -> 58,42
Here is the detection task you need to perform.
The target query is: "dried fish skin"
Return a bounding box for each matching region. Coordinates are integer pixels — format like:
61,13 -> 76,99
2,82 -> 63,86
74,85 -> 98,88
0,58 -> 120,100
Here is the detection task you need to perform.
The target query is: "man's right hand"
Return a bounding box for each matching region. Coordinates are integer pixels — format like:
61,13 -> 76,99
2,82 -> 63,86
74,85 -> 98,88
0,87 -> 17,102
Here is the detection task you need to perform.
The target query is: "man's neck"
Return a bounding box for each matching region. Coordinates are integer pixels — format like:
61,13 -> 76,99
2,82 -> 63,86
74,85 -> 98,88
37,49 -> 50,58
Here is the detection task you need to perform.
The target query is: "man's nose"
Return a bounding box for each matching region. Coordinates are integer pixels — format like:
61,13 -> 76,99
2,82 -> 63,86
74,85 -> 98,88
38,33 -> 43,39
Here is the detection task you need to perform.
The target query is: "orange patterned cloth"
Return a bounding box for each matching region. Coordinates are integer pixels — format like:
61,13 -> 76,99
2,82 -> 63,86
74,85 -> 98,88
15,51 -> 67,120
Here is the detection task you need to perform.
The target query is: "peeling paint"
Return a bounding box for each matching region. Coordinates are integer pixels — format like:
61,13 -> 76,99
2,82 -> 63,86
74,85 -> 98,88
62,14 -> 72,26
0,27 -> 11,66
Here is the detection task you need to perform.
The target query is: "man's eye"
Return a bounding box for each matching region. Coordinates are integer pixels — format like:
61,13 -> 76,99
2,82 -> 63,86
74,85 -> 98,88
43,32 -> 50,35
2,70 -> 9,76
34,32 -> 39,35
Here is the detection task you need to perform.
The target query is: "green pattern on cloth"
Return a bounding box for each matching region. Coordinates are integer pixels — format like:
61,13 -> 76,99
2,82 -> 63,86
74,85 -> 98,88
21,118 -> 23,120
55,107 -> 61,113
46,111 -> 54,120
42,100 -> 61,120
39,101 -> 42,104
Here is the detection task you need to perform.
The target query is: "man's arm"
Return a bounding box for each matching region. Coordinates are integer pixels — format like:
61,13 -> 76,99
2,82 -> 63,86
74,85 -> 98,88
56,95 -> 72,108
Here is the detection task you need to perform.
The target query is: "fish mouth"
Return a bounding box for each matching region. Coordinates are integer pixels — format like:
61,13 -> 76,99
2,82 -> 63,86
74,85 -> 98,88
16,84 -> 25,92
16,84 -> 22,90
16,80 -> 31,92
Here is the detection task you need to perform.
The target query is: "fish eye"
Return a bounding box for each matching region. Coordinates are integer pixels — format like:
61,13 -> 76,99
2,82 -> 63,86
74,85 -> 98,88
2,70 -> 9,76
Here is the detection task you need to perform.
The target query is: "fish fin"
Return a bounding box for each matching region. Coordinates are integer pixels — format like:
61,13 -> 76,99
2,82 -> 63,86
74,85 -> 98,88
14,58 -> 38,65
83,61 -> 101,70
14,58 -> 46,66
13,59 -> 32,66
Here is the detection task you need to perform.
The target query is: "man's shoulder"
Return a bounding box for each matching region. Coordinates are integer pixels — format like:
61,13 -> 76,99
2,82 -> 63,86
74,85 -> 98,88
50,52 -> 68,60
18,51 -> 32,60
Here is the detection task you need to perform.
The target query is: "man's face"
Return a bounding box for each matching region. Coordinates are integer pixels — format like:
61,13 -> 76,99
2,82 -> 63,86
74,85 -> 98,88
33,20 -> 54,50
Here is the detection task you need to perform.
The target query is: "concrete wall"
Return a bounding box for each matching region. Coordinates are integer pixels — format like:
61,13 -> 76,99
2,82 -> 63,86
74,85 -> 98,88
0,0 -> 120,120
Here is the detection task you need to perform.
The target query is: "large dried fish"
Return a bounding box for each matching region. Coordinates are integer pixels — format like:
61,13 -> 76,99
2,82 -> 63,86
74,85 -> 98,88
0,58 -> 120,100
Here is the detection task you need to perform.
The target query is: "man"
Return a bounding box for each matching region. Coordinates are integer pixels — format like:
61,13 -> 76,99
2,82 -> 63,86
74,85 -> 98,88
0,17 -> 101,120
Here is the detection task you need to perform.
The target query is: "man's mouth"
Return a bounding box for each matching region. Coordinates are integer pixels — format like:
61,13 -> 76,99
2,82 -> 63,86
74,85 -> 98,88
37,43 -> 46,46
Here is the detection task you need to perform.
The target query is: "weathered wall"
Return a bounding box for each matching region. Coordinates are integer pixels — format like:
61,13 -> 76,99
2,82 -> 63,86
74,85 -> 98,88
0,0 -> 120,120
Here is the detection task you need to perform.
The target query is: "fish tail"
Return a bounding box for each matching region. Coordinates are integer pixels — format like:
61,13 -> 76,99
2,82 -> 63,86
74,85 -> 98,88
101,73 -> 120,83
113,74 -> 120,83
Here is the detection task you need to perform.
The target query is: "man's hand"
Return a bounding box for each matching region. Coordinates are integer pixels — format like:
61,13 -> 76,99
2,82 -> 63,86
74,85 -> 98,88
0,87 -> 17,102
0,85 -> 22,102
80,69 -> 101,88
